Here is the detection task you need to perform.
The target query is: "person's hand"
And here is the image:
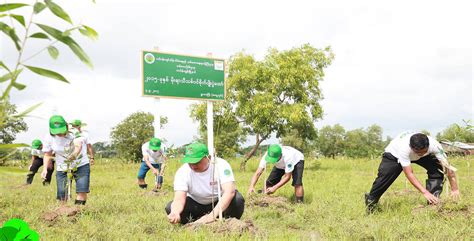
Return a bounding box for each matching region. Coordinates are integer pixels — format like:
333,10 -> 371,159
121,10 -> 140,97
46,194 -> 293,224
90,158 -> 95,165
423,191 -> 439,205
194,214 -> 215,224
247,187 -> 255,196
265,186 -> 276,195
41,169 -> 48,180
152,168 -> 159,176
450,189 -> 460,201
168,212 -> 181,224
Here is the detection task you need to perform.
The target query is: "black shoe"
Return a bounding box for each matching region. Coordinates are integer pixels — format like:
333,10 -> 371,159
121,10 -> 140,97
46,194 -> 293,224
139,184 -> 148,189
42,181 -> 50,186
365,193 -> 378,214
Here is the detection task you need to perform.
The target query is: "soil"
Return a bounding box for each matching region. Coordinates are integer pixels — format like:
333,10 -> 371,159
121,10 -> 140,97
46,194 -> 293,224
186,218 -> 256,235
411,202 -> 473,217
247,195 -> 293,211
43,205 -> 81,223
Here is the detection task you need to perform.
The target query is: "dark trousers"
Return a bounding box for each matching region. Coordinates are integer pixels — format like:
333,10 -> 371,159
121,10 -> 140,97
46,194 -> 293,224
368,152 -> 444,200
266,160 -> 304,187
26,157 -> 54,184
165,190 -> 245,224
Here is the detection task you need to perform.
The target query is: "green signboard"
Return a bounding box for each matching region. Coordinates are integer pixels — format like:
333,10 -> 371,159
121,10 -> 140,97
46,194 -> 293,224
142,51 -> 226,100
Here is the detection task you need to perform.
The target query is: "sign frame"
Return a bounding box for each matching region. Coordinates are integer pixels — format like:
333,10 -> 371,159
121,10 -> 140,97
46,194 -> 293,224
141,50 -> 226,101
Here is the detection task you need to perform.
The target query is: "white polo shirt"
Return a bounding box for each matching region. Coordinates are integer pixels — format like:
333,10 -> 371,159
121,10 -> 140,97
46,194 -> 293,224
42,133 -> 89,171
258,146 -> 304,173
173,157 -> 235,205
142,142 -> 165,164
385,131 -> 447,167
31,149 -> 44,158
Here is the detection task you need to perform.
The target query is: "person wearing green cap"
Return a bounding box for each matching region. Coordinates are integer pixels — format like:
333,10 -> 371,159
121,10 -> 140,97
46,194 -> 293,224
247,144 -> 305,203
41,115 -> 91,205
137,137 -> 167,190
165,142 -> 245,225
26,139 -> 54,185
70,119 -> 95,165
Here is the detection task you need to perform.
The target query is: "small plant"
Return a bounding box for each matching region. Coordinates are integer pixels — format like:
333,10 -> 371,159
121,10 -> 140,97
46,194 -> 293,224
54,131 -> 83,201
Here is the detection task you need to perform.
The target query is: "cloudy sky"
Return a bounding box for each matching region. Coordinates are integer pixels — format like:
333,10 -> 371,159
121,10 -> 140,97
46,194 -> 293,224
2,0 -> 473,147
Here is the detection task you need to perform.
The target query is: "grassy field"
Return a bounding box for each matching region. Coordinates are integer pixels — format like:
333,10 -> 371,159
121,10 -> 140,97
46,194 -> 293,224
1,156 -> 473,240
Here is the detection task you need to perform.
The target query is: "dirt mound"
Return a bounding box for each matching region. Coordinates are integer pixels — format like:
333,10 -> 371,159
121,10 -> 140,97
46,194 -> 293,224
43,205 -> 81,223
248,195 -> 292,211
186,218 -> 256,235
412,202 -> 473,217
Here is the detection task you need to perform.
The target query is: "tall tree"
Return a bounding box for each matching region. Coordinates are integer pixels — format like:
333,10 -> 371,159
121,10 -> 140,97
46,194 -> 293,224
280,128 -> 316,155
316,124 -> 346,158
91,142 -> 116,159
228,44 -> 334,169
110,112 -> 167,163
0,101 -> 28,164
344,124 -> 384,158
436,120 -> 474,142
0,101 -> 27,144
189,101 -> 247,158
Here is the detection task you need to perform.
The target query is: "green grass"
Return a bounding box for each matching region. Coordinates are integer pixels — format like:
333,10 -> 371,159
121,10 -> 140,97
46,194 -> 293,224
1,156 -> 473,240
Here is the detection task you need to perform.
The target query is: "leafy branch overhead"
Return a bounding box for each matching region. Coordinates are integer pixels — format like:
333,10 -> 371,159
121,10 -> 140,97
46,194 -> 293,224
0,0 -> 98,98
0,0 -> 97,154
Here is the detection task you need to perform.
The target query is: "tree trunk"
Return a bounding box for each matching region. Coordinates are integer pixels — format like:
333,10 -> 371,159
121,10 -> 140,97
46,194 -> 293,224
240,134 -> 267,171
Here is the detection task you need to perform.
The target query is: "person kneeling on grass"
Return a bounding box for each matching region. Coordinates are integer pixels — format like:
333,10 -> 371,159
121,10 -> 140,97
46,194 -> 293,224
41,115 -> 91,205
137,137 -> 166,191
26,139 -> 54,185
247,144 -> 305,203
166,142 -> 245,225
365,132 -> 460,214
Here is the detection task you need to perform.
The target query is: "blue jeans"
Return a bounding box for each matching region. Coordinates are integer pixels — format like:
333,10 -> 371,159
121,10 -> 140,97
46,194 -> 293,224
56,164 -> 90,200
137,161 -> 161,179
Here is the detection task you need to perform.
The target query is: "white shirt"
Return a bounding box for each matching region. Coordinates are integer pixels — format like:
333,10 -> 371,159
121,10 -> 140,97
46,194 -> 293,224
42,133 -> 89,171
258,146 -> 304,173
31,149 -> 44,158
71,127 -> 91,145
173,157 -> 235,205
385,131 -> 447,167
141,142 -> 165,164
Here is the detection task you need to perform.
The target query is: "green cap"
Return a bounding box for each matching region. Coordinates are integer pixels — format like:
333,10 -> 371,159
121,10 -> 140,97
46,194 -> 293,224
148,138 -> 162,151
70,119 -> 84,127
31,139 -> 42,149
49,115 -> 68,135
265,144 -> 282,163
181,142 -> 209,164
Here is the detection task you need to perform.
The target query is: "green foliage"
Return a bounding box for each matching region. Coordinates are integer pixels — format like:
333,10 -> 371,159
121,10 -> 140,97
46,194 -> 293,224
0,101 -> 27,144
315,124 -> 346,158
0,0 -> 97,158
92,142 -> 117,159
0,218 -> 39,241
189,101 -> 247,158
280,129 -> 314,155
110,112 -> 167,163
420,129 -> 431,136
436,120 -> 474,143
228,44 -> 334,162
344,124 -> 384,158
315,124 -> 385,159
